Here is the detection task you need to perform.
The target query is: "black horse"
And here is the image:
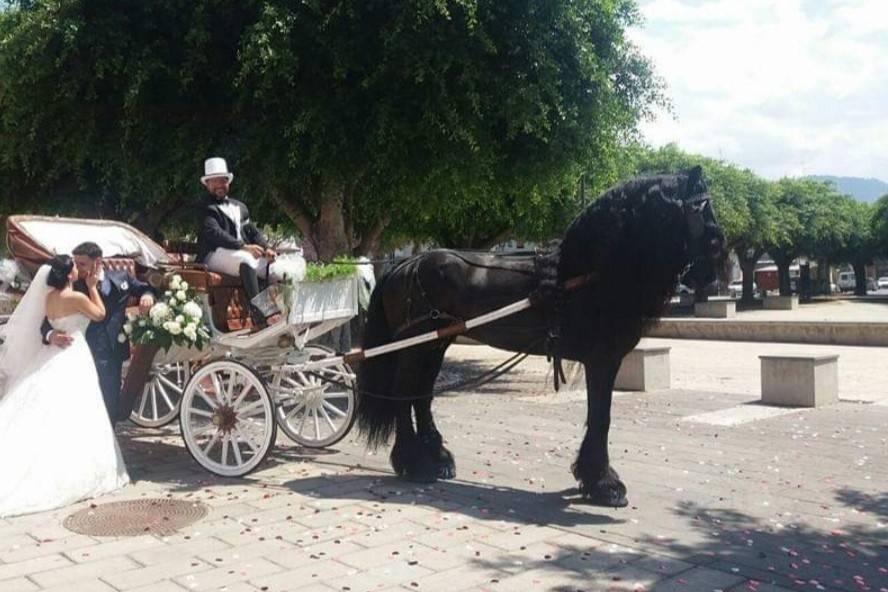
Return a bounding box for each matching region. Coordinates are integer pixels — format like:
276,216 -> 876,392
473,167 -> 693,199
356,168 -> 725,507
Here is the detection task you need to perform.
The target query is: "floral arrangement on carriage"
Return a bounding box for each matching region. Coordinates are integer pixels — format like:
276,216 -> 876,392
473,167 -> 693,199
121,274 -> 211,357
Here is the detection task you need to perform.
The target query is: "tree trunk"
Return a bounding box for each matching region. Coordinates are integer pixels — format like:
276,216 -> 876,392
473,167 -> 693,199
735,246 -> 763,303
273,188 -> 390,262
852,261 -> 868,296
772,250 -> 794,296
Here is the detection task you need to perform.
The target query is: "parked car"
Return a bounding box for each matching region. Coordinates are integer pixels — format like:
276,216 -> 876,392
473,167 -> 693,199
836,271 -> 856,292
878,277 -> 888,290
728,280 -> 757,298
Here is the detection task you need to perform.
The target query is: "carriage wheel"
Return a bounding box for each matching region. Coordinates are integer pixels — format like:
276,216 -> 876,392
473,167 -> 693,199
179,360 -> 276,477
129,362 -> 190,428
273,344 -> 357,448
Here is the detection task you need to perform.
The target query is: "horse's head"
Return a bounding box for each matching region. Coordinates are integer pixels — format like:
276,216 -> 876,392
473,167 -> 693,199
676,166 -> 725,286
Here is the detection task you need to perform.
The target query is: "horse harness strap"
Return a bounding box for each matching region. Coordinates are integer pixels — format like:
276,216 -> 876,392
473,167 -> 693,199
345,270 -> 597,377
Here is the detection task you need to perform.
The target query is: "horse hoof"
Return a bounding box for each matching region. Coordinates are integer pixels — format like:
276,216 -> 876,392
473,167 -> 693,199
405,470 -> 438,484
585,488 -> 629,508
436,464 -> 456,480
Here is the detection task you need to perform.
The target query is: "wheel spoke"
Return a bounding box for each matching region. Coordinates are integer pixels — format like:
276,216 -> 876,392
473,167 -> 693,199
232,384 -> 255,409
137,384 -> 149,417
150,383 -> 159,421
231,434 -> 244,466
192,424 -> 217,438
158,373 -> 185,395
322,400 -> 347,418
236,399 -> 266,418
284,401 -> 307,422
202,430 -> 220,455
313,407 -> 321,440
297,405 -> 309,436
234,425 -> 259,454
211,372 -> 224,404
189,408 -> 215,419
320,392 -> 351,399
196,384 -> 218,410
225,369 -> 237,403
155,379 -> 175,411
319,405 -> 337,433
220,434 -> 230,466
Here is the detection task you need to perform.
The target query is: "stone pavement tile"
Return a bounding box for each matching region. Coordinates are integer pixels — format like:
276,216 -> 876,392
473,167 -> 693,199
482,567 -> 588,592
0,534 -> 36,555
726,583 -> 795,592
410,563 -> 510,592
409,522 -> 500,550
279,521 -> 368,547
63,534 -> 165,563
322,571 -> 396,592
212,519 -> 311,547
29,556 -> 139,588
128,535 -> 231,565
276,584 -> 334,592
39,578 -> 120,592
127,582 -> 191,592
294,507 -> 367,530
348,520 -> 428,548
631,554 -> 695,577
234,504 -> 321,529
0,532 -> 97,563
101,557 -> 215,590
648,566 -> 746,592
265,540 -> 366,569
483,524 -> 577,551
361,560 -> 433,586
196,539 -> 299,567
173,557 -> 285,591
337,540 -> 433,570
0,577 -> 41,592
0,553 -> 74,582
249,559 -> 352,589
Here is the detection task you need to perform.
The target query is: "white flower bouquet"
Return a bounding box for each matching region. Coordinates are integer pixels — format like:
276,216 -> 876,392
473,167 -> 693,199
120,274 -> 211,351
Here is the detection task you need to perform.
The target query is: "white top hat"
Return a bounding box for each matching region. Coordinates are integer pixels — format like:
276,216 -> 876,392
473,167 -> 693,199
201,157 -> 234,185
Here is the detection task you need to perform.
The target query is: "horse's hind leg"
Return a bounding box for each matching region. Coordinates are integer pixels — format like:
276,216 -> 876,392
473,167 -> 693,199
572,358 -> 628,507
389,348 -> 442,483
413,346 -> 454,479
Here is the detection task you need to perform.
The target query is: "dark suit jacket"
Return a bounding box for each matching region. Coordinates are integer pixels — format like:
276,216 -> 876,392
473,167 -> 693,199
196,195 -> 268,263
41,270 -> 154,362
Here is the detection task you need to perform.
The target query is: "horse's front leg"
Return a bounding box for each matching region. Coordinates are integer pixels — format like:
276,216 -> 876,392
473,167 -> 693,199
572,358 -> 628,507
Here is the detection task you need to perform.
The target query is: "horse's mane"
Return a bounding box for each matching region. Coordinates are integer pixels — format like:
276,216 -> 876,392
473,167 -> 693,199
558,172 -> 689,279
546,172 -> 693,352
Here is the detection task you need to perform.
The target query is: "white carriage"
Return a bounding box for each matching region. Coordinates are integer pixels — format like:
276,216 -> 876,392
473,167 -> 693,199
5,215 -> 361,477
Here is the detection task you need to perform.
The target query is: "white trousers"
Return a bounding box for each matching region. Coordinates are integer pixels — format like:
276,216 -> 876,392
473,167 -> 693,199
205,248 -> 307,283
205,248 -> 271,279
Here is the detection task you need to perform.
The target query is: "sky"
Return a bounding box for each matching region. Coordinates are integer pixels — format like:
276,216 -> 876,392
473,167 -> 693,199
628,0 -> 888,180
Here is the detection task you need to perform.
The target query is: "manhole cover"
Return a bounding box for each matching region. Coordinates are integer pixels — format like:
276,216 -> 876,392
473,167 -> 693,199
63,499 -> 209,537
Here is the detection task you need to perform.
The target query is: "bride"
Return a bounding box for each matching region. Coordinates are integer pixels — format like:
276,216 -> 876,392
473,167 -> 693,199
0,255 -> 129,517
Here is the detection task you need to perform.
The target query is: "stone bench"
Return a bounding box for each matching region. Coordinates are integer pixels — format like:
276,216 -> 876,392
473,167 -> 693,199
615,345 -> 671,391
694,300 -> 736,318
763,295 -> 799,310
759,354 -> 838,407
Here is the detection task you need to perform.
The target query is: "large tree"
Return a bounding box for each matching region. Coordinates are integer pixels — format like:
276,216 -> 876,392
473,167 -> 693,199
0,0 -> 664,260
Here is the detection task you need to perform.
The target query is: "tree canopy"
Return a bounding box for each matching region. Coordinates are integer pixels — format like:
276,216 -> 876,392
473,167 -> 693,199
0,0 -> 665,259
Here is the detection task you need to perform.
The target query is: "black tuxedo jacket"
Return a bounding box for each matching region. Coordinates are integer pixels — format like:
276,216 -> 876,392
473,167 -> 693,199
196,195 -> 268,263
41,270 -> 154,362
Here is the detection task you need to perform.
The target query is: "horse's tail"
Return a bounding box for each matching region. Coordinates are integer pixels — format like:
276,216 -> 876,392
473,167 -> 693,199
356,272 -> 399,449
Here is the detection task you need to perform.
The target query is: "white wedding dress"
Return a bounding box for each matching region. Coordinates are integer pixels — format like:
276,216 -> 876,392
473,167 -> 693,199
0,313 -> 129,518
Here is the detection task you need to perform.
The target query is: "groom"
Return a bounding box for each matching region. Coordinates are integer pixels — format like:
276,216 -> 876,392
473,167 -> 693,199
42,242 -> 155,423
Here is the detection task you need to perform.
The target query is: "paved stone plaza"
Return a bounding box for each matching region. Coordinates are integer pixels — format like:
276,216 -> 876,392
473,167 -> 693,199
1,341 -> 886,592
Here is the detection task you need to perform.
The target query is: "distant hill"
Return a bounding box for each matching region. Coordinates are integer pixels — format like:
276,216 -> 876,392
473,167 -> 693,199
807,175 -> 888,203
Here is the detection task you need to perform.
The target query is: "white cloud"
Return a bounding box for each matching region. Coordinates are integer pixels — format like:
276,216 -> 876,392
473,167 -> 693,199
629,0 -> 888,180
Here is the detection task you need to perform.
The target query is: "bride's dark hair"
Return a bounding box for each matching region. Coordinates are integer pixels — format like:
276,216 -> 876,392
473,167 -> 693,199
46,255 -> 74,289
